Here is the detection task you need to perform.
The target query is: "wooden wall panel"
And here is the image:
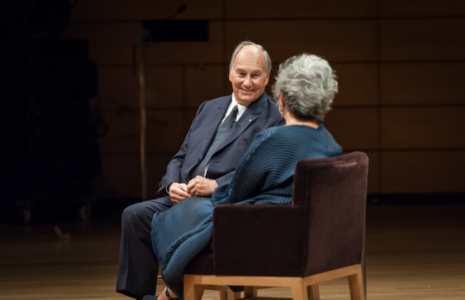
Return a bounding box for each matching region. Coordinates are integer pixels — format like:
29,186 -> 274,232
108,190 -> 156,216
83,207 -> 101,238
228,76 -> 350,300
146,21 -> 224,64
101,154 -> 175,198
61,1 -> 465,197
99,110 -> 184,154
71,0 -> 222,20
101,155 -> 142,197
332,64 -> 378,106
225,0 -> 376,19
99,66 -> 138,109
148,154 -> 179,193
99,111 -> 140,154
381,107 -> 465,149
324,108 -> 379,150
186,65 -> 225,108
99,66 -> 184,109
381,151 -> 465,193
380,20 -> 465,61
225,20 -> 378,62
380,63 -> 465,105
146,66 -> 184,108
380,0 -> 465,17
63,22 -> 140,65
64,21 -> 223,65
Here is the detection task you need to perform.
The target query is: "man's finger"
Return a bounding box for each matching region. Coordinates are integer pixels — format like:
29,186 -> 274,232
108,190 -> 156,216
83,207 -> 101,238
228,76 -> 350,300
174,189 -> 191,198
190,187 -> 198,197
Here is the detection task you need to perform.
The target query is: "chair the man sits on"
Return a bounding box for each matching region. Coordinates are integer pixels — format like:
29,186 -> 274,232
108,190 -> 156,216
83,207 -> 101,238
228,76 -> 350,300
182,152 -> 368,300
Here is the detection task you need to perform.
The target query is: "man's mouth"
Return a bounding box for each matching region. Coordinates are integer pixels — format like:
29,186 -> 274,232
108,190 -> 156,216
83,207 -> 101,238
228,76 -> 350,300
240,89 -> 253,94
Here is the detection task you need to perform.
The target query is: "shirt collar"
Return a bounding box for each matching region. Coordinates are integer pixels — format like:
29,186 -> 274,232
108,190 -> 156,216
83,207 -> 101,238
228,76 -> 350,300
231,93 -> 247,120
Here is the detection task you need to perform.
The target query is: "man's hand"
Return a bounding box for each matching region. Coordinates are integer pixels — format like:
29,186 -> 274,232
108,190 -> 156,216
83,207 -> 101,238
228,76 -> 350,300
187,176 -> 218,197
168,183 -> 191,204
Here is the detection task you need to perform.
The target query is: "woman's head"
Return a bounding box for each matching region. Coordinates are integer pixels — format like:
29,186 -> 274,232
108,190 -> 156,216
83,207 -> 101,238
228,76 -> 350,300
272,53 -> 338,123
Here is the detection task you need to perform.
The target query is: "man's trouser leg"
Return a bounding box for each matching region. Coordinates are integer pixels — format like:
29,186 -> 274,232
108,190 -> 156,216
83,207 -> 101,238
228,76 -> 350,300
116,197 -> 172,299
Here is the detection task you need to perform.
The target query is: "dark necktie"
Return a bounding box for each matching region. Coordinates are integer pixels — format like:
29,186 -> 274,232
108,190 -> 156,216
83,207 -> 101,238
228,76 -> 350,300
191,105 -> 239,178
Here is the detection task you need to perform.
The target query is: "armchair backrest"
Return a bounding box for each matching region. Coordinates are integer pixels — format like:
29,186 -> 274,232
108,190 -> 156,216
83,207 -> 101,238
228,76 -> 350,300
292,152 -> 368,277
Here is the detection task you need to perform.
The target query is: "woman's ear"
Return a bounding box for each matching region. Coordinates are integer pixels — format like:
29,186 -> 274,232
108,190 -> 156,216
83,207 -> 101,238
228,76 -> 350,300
279,93 -> 285,108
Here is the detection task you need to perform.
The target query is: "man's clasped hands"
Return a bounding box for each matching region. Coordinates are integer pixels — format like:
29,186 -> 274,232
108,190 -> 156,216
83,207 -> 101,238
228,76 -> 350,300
168,176 -> 218,204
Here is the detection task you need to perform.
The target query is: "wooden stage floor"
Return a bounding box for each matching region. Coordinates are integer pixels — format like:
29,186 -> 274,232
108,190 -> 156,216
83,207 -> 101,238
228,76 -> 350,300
1,205 -> 464,300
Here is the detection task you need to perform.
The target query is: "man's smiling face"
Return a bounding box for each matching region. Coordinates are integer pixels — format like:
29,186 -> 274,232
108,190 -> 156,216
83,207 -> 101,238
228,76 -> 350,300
229,45 -> 270,107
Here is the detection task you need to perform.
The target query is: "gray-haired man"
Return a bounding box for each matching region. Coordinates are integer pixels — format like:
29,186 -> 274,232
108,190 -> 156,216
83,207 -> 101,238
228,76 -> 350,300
116,41 -> 284,300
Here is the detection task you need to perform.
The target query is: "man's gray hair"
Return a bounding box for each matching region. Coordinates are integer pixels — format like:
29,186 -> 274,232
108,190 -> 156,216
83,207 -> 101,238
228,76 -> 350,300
230,41 -> 272,74
272,53 -> 338,123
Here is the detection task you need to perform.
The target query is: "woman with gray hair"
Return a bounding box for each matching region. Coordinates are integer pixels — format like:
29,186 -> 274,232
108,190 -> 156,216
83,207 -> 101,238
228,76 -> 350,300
147,53 -> 342,300
273,53 -> 338,127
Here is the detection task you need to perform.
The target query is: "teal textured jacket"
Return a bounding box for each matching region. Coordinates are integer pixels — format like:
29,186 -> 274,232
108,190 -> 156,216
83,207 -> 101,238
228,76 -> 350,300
151,125 -> 343,298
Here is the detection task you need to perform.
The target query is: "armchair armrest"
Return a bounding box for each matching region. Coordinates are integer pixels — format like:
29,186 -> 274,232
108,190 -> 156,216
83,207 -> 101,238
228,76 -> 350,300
212,204 -> 305,277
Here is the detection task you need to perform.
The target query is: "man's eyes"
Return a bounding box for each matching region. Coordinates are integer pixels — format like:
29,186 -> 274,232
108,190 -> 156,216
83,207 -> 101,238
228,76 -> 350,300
237,73 -> 260,77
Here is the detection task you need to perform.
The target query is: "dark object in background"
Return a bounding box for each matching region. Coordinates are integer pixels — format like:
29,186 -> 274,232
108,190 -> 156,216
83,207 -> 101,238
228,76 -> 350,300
0,40 -> 101,223
142,20 -> 209,42
0,0 -> 73,39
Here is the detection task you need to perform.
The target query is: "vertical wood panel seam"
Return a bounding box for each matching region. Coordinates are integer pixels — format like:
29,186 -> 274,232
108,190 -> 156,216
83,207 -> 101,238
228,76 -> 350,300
377,0 -> 382,194
222,0 -> 227,96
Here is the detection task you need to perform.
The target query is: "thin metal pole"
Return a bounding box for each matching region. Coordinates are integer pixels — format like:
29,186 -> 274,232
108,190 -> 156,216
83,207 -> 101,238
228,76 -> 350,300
138,43 -> 148,201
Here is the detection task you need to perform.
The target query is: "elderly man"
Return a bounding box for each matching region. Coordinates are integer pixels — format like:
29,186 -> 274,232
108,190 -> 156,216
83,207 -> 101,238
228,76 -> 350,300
116,41 -> 284,300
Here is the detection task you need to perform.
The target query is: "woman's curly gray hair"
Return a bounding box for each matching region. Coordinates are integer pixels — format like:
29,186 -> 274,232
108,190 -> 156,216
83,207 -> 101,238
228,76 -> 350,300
272,53 -> 338,123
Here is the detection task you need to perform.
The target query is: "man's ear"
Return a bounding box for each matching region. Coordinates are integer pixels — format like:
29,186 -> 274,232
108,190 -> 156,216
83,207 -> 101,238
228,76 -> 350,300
265,72 -> 270,85
229,68 -> 233,82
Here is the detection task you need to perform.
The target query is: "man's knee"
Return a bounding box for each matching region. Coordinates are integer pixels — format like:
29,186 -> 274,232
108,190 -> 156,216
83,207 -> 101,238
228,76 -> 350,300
122,202 -> 143,224
122,200 -> 170,229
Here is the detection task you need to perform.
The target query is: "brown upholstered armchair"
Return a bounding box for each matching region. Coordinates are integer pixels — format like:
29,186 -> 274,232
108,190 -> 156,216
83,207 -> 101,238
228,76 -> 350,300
183,152 -> 368,300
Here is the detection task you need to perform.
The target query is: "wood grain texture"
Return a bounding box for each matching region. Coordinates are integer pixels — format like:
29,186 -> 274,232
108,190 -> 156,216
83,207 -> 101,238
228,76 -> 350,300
380,63 -> 465,105
63,21 -> 140,65
186,65 -> 225,108
99,110 -> 184,154
100,153 -> 174,197
379,0 -> 465,17
225,20 -> 378,62
381,107 -> 465,149
380,19 -> 465,61
225,0 -> 377,19
63,21 -> 224,65
324,108 -> 379,150
380,151 -> 465,193
0,205 -> 464,299
333,64 -> 379,107
59,0 -> 465,197
71,0 -> 222,21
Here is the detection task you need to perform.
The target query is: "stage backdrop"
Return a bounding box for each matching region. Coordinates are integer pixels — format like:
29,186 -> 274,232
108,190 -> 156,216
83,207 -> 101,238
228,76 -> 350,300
63,0 -> 465,198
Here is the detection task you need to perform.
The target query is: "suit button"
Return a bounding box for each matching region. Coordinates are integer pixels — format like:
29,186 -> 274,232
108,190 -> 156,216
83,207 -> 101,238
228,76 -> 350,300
197,158 -> 201,162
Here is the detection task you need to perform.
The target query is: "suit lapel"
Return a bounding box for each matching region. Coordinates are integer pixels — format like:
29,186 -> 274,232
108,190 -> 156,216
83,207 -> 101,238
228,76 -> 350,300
214,93 -> 266,154
199,96 -> 231,156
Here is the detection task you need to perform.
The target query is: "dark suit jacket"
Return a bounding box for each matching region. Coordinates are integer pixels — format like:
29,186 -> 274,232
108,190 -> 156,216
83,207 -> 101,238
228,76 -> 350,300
156,92 -> 284,202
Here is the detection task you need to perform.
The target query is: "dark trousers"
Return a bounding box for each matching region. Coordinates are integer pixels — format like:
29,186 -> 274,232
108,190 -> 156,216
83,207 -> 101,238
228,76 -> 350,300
116,196 -> 173,299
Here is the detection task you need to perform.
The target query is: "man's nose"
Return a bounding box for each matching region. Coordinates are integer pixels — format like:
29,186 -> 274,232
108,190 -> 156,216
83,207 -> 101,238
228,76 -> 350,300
243,76 -> 252,87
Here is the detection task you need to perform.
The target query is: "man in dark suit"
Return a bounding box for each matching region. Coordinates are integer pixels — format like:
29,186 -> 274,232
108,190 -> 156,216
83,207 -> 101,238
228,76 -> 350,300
116,41 -> 284,300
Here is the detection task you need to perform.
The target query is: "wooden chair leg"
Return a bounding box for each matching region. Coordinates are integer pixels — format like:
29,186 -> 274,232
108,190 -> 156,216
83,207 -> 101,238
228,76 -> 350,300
348,267 -> 365,300
244,286 -> 257,300
226,287 -> 241,300
184,276 -> 201,300
291,278 -> 308,300
219,290 -> 227,300
307,284 -> 320,299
